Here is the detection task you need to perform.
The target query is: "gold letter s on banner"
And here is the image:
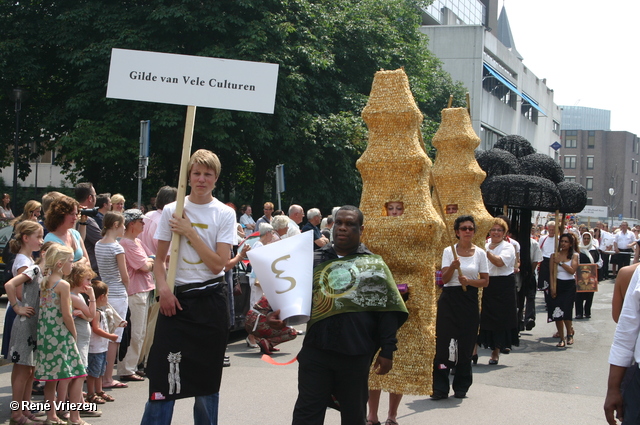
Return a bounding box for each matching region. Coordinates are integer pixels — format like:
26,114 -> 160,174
271,255 -> 296,294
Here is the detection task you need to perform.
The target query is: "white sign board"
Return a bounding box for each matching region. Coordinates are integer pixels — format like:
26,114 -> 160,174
246,232 -> 313,326
106,48 -> 279,114
579,205 -> 608,217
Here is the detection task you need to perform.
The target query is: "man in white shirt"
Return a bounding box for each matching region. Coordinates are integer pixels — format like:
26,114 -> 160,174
283,204 -> 303,239
614,222 -> 635,273
537,221 -> 556,290
604,266 -> 640,424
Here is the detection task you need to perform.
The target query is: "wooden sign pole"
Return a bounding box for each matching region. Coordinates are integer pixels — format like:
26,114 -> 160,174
165,105 -> 197,293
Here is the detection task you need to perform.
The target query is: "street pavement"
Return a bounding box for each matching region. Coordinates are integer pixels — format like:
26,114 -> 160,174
0,279 -> 619,425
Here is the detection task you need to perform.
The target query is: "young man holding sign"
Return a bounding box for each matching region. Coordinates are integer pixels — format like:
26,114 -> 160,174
141,149 -> 236,425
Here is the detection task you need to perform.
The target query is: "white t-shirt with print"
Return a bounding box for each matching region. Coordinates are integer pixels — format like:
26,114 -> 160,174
155,197 -> 236,285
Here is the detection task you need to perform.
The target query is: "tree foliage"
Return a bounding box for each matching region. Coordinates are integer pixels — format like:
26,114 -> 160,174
0,0 -> 465,213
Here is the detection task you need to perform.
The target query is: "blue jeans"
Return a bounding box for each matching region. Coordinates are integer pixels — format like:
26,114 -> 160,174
140,392 -> 219,425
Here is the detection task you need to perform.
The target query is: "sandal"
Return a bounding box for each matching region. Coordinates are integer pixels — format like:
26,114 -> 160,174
552,332 -> 560,338
120,373 -> 145,382
86,393 -> 106,404
367,421 -> 381,425
96,391 -> 115,402
102,381 -> 128,389
385,420 -> 399,425
556,339 -> 566,348
567,334 -> 574,345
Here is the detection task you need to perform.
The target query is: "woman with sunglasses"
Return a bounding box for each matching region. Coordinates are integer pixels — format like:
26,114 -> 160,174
548,232 -> 579,347
432,215 -> 489,400
478,217 -> 518,365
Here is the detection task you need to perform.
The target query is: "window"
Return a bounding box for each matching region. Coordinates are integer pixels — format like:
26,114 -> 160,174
586,156 -> 594,169
587,197 -> 593,206
565,176 -> 576,182
564,156 -> 576,169
632,180 -> 635,195
585,177 -> 593,191
553,121 -> 560,135
565,138 -> 577,148
587,134 -> 595,148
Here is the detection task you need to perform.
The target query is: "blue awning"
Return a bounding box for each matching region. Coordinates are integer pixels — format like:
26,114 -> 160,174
483,63 -> 547,117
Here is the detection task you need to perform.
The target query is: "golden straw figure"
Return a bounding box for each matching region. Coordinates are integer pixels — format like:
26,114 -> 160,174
431,107 -> 493,248
357,68 -> 446,424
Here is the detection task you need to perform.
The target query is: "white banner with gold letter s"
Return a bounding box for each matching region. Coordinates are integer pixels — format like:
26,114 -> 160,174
246,231 -> 313,325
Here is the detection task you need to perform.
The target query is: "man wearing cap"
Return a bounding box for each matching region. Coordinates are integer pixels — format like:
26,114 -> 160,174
118,209 -> 155,382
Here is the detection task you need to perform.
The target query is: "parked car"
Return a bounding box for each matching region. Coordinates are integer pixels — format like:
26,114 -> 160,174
0,225 -> 14,296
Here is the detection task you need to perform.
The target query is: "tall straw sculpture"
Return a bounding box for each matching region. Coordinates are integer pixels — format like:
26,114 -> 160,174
431,107 -> 493,248
357,68 -> 445,395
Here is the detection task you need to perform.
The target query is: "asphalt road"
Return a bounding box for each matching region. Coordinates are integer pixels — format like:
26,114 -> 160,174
0,279 -> 618,425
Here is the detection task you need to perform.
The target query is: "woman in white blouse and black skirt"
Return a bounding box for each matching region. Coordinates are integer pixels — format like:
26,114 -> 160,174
478,217 -> 518,365
432,215 -> 489,400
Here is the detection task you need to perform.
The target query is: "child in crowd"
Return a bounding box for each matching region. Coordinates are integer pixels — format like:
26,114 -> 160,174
87,280 -> 118,404
94,211 -> 129,389
35,244 -> 87,425
69,263 -> 99,410
5,223 -> 45,424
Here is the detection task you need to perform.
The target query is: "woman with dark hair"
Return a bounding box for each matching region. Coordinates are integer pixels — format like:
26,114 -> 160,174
43,196 -> 90,265
548,232 -> 579,347
432,215 -> 489,400
0,193 -> 15,227
478,217 -> 518,365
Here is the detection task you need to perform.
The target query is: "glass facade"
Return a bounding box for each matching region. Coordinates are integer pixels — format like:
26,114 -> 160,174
423,0 -> 485,25
560,106 -> 611,131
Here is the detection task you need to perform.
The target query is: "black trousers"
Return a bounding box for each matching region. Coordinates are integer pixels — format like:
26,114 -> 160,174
623,366 -> 640,424
575,292 -> 594,317
292,345 -> 372,425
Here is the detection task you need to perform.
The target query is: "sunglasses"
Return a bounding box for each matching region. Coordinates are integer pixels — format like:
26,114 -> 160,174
458,226 -> 475,232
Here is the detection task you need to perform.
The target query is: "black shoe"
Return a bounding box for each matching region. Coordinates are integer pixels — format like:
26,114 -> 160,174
575,315 -> 583,320
454,392 -> 467,399
525,320 -> 535,331
585,314 -> 591,319
500,348 -> 511,354
431,392 -> 448,400
488,359 -> 499,365
472,354 -> 478,365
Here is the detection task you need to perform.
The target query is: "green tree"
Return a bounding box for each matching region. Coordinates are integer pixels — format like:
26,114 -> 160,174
0,0 -> 465,214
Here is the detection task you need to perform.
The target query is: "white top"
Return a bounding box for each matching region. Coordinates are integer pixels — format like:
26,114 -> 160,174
530,238 -> 543,263
12,253 -> 34,276
557,259 -> 575,280
441,245 -> 489,287
539,234 -> 556,259
615,230 -> 635,250
485,240 -> 516,276
600,231 -> 615,251
281,217 -> 301,239
609,266 -> 640,367
155,197 -> 236,285
89,308 -> 110,354
239,213 -> 256,238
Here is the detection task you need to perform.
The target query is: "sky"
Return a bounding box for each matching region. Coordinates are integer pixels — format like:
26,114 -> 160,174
501,0 -> 640,136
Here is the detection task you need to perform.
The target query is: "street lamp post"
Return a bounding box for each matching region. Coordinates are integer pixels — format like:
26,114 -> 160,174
10,88 -> 23,209
609,187 -> 615,228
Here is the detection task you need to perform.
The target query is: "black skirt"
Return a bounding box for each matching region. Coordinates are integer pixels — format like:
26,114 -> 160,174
146,283 -> 229,402
477,274 -> 519,349
546,279 -> 576,322
434,286 -> 479,367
